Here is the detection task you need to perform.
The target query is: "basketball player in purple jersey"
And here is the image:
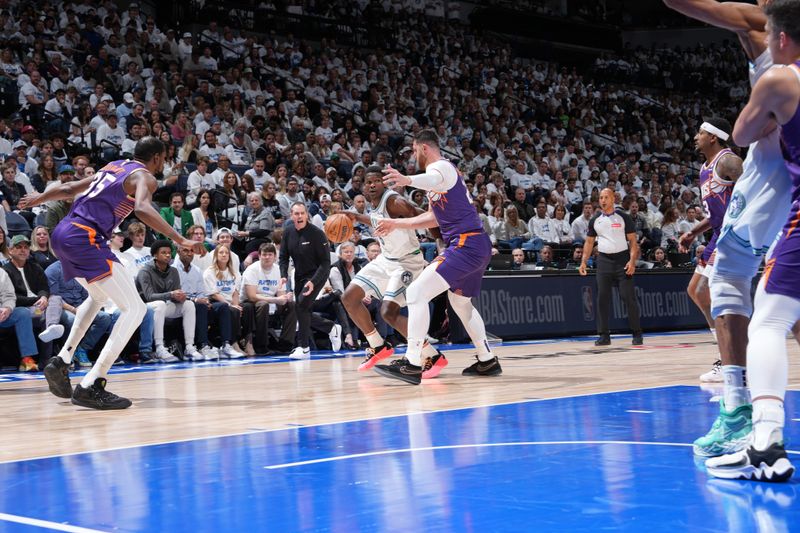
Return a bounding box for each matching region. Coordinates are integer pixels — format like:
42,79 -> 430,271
19,137 -> 205,409
706,0 -> 800,482
372,129 -> 501,385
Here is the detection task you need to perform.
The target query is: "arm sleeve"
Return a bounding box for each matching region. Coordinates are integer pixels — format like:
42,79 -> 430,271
309,228 -> 331,288
408,161 -> 458,191
587,214 -> 598,238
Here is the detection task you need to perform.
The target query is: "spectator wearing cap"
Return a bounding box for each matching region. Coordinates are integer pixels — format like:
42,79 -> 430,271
44,89 -> 71,134
0,265 -> 42,372
116,92 -> 136,126
225,131 -> 252,166
11,139 -> 37,184
43,165 -> 77,231
3,234 -> 65,367
179,32 -> 193,61
311,194 -> 332,230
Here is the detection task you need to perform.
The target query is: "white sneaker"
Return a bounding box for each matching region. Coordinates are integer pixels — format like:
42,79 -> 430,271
184,344 -> 201,361
329,323 -> 342,352
222,343 -> 245,359
289,346 -> 310,359
155,344 -> 179,363
38,324 -> 65,342
700,359 -> 723,383
200,345 -> 217,361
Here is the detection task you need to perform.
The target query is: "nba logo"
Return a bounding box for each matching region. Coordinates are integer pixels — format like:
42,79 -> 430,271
582,286 -> 594,321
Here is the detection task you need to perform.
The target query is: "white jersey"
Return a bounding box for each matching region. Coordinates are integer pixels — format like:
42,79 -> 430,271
369,190 -> 420,259
717,49 -> 792,263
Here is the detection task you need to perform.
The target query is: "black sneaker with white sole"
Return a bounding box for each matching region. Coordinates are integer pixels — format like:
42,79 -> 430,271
374,357 -> 422,385
44,356 -> 73,398
462,356 -> 502,376
706,442 -> 795,482
71,378 -> 132,410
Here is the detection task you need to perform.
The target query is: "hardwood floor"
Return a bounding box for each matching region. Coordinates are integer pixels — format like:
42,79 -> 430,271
1,331 -> 798,464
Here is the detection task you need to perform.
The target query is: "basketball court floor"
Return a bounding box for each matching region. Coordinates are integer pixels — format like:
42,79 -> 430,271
0,331 -> 798,532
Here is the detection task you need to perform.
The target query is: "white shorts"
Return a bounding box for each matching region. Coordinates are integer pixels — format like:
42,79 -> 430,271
715,130 -> 791,278
351,252 -> 426,306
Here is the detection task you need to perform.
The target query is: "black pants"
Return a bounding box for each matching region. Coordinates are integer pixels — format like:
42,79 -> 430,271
242,300 -> 297,352
294,278 -> 333,349
596,252 -> 641,336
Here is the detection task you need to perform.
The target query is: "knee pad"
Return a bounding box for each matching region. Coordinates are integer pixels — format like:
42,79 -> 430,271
709,273 -> 753,319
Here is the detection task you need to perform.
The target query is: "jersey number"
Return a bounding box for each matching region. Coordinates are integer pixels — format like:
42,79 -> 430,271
86,171 -> 118,199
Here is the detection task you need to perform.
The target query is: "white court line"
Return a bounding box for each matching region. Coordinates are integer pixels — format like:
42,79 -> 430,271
0,384 -> 683,466
264,441 -> 800,470
626,410 -> 653,414
0,512 -> 106,532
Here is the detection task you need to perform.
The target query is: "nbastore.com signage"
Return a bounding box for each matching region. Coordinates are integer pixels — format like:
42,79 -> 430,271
466,271 -> 707,340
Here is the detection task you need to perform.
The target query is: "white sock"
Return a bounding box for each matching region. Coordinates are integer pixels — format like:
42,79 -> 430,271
722,365 -> 749,409
752,399 -> 785,451
365,329 -> 384,349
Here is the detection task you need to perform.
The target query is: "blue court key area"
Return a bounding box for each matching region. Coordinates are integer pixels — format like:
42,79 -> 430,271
0,386 -> 796,532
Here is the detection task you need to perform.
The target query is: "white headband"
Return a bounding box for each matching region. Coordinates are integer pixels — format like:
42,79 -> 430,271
700,122 -> 730,141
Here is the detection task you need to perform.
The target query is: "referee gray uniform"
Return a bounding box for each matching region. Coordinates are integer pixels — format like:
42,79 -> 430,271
587,209 -> 642,340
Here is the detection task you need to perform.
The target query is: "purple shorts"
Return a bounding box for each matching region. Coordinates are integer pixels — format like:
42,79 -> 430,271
433,232 -> 492,298
52,219 -> 119,283
701,231 -> 719,265
764,202 -> 800,299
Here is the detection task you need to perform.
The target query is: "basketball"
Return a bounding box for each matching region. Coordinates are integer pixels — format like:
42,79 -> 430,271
325,213 -> 354,243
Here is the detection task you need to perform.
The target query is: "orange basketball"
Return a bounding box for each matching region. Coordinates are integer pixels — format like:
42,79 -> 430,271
324,213 -> 354,243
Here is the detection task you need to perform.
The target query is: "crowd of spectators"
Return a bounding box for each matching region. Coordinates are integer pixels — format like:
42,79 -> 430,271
0,0 -> 741,370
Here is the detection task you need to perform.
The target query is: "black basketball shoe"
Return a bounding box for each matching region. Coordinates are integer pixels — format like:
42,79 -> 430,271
71,378 -> 132,410
706,442 -> 795,482
44,356 -> 73,399
374,357 -> 422,385
462,356 -> 502,376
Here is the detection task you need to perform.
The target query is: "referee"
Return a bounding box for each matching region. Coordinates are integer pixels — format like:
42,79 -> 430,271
279,201 -> 332,359
579,188 -> 643,346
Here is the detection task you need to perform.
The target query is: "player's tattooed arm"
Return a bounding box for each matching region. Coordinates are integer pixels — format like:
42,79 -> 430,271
18,176 -> 94,208
662,0 -> 766,32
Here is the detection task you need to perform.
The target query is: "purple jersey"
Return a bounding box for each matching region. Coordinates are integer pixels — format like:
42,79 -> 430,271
700,148 -> 735,232
764,61 -> 800,299
51,160 -> 144,282
69,159 -> 142,240
426,160 -> 483,245
700,148 -> 735,262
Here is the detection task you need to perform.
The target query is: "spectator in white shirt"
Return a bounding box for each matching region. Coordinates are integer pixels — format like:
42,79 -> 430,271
186,157 -> 216,205
570,202 -> 595,244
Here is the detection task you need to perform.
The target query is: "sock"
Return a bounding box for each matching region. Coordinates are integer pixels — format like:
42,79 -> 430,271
722,365 -> 749,409
405,338 -> 424,366
421,341 -> 438,358
710,328 -> 717,342
476,339 -> 493,362
365,329 -> 384,349
752,398 -> 785,451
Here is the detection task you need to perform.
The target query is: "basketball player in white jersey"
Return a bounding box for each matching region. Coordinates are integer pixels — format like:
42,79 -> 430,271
706,0 -> 800,481
341,166 -> 448,378
666,0 -> 793,456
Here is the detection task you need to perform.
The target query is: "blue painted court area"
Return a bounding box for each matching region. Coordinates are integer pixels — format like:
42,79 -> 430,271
0,386 -> 797,532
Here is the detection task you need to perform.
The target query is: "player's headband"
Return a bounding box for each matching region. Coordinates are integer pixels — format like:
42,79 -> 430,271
700,122 -> 730,141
